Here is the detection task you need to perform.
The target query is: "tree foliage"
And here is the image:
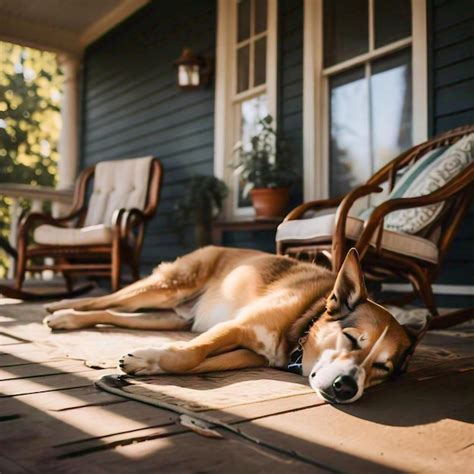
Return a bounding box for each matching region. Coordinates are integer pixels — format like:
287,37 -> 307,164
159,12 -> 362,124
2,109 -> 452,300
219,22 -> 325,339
0,41 -> 63,277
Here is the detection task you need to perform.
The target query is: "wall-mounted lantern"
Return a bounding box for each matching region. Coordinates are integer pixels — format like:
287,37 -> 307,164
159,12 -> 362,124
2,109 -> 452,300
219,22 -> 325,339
174,48 -> 210,90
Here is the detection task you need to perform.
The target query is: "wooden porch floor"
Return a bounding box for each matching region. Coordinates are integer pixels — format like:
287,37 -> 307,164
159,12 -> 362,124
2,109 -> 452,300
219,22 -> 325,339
0,308 -> 473,472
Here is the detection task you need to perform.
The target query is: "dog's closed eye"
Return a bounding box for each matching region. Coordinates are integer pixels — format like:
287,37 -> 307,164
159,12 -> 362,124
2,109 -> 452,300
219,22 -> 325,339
372,361 -> 392,373
342,328 -> 368,350
343,331 -> 360,350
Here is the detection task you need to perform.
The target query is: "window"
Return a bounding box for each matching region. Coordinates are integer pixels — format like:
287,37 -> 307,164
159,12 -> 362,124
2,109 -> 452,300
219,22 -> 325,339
303,0 -> 427,200
215,0 -> 277,216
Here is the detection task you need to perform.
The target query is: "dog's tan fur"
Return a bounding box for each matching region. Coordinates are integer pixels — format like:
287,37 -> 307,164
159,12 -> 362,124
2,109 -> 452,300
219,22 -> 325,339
44,246 -> 412,403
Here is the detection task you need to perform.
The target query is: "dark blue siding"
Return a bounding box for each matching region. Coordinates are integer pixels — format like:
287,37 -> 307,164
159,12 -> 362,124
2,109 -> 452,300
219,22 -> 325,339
428,0 -> 474,305
279,0 -> 304,206
81,0 -> 216,269
80,0 -> 304,270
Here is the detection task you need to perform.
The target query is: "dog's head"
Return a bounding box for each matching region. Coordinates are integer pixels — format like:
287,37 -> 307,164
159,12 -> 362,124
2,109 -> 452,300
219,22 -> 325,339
301,248 -> 427,404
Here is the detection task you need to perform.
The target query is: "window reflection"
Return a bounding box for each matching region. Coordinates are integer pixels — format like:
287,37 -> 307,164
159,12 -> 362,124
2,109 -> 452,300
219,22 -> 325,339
371,49 -> 412,171
329,67 -> 370,197
237,94 -> 268,207
329,49 -> 412,197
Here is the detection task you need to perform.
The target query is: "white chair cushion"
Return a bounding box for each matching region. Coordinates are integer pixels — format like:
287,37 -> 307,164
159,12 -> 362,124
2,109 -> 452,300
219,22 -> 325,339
276,212 -> 438,263
34,224 -> 113,246
85,156 -> 153,226
276,213 -> 364,243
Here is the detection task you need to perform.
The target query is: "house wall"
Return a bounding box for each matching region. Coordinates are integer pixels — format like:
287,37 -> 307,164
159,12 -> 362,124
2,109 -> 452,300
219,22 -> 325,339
80,0 -> 471,304
428,0 -> 474,305
80,0 -> 304,264
80,0 -> 216,268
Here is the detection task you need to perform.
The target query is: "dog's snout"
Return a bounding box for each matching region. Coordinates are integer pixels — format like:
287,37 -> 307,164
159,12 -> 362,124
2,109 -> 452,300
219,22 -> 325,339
332,375 -> 358,401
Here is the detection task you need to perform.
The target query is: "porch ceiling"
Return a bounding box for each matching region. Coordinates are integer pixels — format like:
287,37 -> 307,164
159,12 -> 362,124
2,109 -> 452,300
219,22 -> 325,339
0,0 -> 149,56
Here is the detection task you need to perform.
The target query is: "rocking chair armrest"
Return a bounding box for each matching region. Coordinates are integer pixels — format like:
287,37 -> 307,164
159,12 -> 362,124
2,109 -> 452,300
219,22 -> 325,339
18,211 -> 82,239
356,164 -> 474,258
283,197 -> 343,222
121,208 -> 146,238
110,208 -> 146,242
331,184 -> 383,270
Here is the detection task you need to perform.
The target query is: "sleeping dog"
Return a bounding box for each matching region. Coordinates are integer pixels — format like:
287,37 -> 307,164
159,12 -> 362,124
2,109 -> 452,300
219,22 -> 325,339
44,246 -> 420,404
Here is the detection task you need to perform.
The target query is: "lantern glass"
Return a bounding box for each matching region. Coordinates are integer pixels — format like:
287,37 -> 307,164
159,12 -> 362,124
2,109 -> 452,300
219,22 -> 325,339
178,64 -> 200,87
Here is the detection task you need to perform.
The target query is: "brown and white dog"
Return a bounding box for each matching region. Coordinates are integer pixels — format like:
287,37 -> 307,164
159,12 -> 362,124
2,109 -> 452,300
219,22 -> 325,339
44,246 -> 419,404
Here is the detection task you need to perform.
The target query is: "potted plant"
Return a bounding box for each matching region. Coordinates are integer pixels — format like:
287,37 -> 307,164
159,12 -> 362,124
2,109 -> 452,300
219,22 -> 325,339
232,115 -> 295,218
175,175 -> 228,247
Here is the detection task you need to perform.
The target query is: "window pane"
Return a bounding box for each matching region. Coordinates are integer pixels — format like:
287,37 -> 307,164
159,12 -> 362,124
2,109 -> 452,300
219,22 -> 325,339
371,49 -> 412,172
254,37 -> 267,86
237,45 -> 250,93
329,67 -> 370,197
254,0 -> 268,34
374,0 -> 411,48
238,0 -> 251,42
324,0 -> 368,67
238,94 -> 268,207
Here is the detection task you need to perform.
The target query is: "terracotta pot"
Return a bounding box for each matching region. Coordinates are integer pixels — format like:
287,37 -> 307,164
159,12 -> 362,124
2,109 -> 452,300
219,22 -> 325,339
250,187 -> 290,218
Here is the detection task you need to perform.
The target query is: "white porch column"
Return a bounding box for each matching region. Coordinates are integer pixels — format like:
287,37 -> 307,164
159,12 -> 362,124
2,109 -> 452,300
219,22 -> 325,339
55,54 -> 80,216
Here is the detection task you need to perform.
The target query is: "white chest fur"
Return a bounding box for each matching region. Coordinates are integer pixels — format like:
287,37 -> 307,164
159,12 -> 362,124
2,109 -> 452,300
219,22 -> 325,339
191,300 -> 235,333
252,325 -> 286,367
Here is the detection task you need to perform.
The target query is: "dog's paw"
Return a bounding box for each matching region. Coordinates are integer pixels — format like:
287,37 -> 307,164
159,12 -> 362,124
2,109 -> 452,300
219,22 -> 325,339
119,346 -> 171,375
43,310 -> 89,330
44,297 -> 93,313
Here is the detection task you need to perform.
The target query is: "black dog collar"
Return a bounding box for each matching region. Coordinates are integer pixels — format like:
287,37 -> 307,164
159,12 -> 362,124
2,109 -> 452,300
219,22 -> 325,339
286,315 -> 320,375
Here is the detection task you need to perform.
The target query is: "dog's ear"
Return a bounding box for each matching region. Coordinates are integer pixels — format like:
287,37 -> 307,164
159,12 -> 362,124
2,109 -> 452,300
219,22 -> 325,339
326,248 -> 367,319
389,307 -> 431,342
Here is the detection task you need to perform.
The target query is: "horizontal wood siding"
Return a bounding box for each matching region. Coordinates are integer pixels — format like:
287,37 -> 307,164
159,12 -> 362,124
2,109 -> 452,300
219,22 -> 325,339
81,0 -> 216,270
429,0 -> 474,305
279,0 -> 304,207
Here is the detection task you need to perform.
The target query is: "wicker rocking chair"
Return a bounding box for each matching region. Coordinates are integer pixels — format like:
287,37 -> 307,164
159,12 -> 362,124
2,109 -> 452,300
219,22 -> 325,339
277,125 -> 474,330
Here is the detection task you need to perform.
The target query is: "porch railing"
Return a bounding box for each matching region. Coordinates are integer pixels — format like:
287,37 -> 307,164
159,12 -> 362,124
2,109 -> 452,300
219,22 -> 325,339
0,183 -> 74,279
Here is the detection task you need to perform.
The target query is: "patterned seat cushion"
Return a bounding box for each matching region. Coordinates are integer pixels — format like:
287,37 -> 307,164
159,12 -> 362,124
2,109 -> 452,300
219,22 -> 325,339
276,212 -> 438,263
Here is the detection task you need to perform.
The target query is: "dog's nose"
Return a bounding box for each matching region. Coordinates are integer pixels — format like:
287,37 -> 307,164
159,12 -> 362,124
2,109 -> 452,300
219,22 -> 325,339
332,375 -> 358,401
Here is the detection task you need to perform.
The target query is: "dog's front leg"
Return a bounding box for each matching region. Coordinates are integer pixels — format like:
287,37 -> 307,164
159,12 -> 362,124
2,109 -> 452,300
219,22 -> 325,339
120,321 -> 245,375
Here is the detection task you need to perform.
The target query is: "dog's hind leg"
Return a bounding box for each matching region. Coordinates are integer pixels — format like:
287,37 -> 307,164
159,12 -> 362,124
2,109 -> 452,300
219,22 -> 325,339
44,309 -> 191,331
45,246 -> 222,313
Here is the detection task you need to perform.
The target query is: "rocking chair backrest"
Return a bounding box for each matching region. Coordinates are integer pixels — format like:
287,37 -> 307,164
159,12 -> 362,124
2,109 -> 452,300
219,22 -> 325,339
368,125 -> 474,190
366,124 -> 474,267
71,157 -> 163,227
84,156 -> 154,226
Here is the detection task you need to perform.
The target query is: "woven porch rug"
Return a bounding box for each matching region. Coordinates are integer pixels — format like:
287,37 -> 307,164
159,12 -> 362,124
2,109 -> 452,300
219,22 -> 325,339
97,369 -> 314,412
0,298 -> 193,368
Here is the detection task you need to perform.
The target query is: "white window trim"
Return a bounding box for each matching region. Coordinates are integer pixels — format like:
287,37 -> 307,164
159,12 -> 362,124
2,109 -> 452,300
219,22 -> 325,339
214,0 -> 278,218
303,0 -> 428,201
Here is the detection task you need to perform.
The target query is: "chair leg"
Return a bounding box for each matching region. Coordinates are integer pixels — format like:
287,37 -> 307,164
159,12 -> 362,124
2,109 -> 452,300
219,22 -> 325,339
62,271 -> 74,293
111,242 -> 122,293
407,268 -> 439,317
15,246 -> 26,290
429,307 -> 474,330
130,262 -> 140,282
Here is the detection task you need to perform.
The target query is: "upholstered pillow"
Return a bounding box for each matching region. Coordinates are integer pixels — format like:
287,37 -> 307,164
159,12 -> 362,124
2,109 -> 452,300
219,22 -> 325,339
383,133 -> 474,234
